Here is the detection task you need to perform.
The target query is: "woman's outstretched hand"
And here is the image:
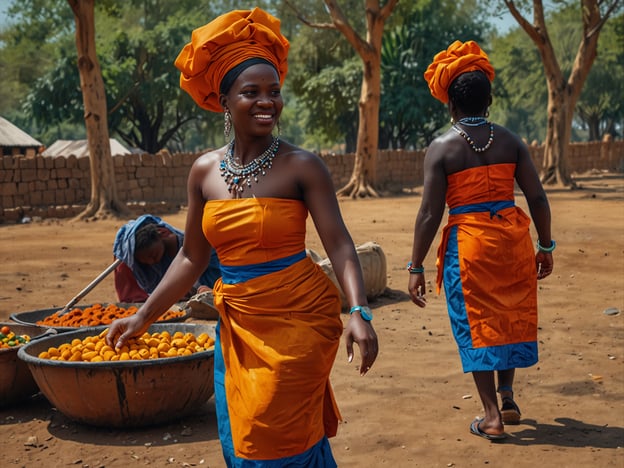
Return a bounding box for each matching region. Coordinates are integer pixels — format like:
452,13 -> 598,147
344,315 -> 378,376
408,273 -> 427,308
536,251 -> 553,280
105,314 -> 150,350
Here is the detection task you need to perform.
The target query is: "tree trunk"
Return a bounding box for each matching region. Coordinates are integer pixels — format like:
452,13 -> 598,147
541,89 -> 574,186
68,0 -> 127,220
285,0 -> 397,197
504,0 -> 616,187
337,51 -> 382,197
327,0 -> 397,198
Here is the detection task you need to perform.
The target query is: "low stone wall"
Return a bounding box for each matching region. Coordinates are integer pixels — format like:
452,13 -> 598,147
1,139 -> 622,224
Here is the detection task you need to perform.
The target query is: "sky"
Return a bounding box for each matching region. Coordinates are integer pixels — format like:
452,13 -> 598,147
0,0 -> 13,28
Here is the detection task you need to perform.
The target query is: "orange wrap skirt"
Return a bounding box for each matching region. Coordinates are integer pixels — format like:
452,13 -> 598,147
436,165 -> 539,372
203,198 -> 343,466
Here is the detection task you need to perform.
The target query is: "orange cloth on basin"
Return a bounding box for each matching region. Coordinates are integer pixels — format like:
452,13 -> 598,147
202,198 -> 343,460
175,7 -> 289,112
424,40 -> 495,104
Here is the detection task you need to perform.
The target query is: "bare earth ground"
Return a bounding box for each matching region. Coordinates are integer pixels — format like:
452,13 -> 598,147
0,173 -> 623,468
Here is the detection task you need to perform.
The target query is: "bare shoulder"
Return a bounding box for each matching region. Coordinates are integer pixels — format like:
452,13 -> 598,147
278,140 -> 320,161
192,147 -> 225,170
277,140 -> 329,173
426,129 -> 464,163
493,123 -> 527,148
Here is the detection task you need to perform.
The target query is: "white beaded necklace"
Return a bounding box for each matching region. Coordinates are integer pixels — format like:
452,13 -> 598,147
451,117 -> 494,153
220,137 -> 280,194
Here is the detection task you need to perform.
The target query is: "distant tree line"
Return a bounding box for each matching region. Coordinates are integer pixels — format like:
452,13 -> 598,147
0,0 -> 621,155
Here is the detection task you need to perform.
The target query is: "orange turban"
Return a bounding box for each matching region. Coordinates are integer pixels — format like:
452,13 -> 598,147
424,40 -> 495,104
175,8 -> 290,113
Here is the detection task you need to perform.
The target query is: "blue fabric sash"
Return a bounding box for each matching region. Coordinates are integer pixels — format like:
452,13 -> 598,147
449,200 -> 514,217
220,250 -> 307,285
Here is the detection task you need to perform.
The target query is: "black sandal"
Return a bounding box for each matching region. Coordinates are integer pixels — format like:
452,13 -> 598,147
501,396 -> 521,424
498,385 -> 522,425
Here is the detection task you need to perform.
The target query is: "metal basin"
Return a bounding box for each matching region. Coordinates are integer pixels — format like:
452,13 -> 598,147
18,323 -> 215,428
0,323 -> 56,407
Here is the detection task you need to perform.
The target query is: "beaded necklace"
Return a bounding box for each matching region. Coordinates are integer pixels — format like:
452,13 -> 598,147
220,137 -> 280,194
458,116 -> 488,127
452,119 -> 494,153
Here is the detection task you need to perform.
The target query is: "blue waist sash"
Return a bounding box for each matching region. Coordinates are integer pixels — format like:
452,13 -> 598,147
220,250 -> 307,285
449,200 -> 515,217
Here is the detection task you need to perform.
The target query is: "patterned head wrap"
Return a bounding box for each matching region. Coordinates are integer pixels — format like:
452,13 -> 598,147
174,8 -> 290,113
424,40 -> 495,104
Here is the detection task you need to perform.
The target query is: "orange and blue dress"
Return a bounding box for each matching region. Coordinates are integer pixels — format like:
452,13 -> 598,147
202,197 -> 343,467
436,163 -> 538,372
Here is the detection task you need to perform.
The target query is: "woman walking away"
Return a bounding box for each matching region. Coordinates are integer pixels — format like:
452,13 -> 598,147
407,40 -> 554,441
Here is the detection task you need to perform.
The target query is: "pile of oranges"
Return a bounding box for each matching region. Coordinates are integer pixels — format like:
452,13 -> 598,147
37,328 -> 215,362
36,303 -> 186,328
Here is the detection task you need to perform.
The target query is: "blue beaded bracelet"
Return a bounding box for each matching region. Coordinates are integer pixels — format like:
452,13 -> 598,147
537,239 -> 556,253
407,262 -> 424,274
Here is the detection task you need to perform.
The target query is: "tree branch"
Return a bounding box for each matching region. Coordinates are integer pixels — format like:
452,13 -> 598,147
283,0 -> 336,29
380,0 -> 400,20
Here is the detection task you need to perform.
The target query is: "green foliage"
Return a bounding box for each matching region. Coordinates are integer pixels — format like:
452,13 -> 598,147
0,0 -> 620,153
576,13 -> 624,140
488,29 -> 547,142
283,0 -> 371,151
299,58 -> 361,152
380,0 -> 491,148
0,0 -> 71,132
489,5 -> 623,142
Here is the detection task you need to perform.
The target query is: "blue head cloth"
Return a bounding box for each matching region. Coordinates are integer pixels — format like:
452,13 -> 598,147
113,214 -> 221,294
113,215 -> 183,294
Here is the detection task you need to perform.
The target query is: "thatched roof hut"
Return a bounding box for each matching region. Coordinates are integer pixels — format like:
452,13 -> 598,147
42,138 -> 131,158
0,116 -> 43,156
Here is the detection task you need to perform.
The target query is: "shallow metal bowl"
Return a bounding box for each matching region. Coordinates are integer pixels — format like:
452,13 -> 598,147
0,322 -> 56,407
18,323 -> 215,428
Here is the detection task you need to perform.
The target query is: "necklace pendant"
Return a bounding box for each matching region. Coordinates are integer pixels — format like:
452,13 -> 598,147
220,137 -> 280,195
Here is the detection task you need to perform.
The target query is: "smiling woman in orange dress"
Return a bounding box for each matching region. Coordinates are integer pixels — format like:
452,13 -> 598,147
105,8 -> 378,467
407,40 -> 554,441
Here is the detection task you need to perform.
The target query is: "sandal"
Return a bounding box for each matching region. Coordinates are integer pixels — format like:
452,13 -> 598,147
500,396 -> 521,425
469,418 -> 506,441
498,385 -> 521,425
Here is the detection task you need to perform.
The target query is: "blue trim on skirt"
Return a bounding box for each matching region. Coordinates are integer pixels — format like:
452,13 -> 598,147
220,251 -> 307,284
442,224 -> 538,373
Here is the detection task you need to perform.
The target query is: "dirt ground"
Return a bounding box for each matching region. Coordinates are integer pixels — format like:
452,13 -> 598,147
1,173 -> 623,468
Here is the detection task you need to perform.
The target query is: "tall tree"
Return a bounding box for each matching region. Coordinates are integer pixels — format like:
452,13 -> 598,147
287,0 -> 399,198
576,12 -> 624,140
68,0 -> 127,220
502,0 -> 621,186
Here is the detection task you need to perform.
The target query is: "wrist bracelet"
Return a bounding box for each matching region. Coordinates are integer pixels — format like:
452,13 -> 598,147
537,239 -> 556,253
407,261 -> 424,274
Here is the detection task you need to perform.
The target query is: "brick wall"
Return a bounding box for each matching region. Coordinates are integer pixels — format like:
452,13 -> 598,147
1,139 -> 622,224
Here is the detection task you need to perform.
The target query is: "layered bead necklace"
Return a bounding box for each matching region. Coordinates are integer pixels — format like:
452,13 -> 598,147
220,137 -> 280,194
452,116 -> 494,153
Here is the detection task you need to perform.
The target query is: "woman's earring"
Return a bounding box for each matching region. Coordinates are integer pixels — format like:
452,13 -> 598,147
450,117 -> 456,124
485,109 -> 490,118
224,109 -> 232,140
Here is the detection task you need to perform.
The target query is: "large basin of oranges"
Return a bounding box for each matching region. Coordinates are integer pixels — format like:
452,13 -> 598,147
10,303 -> 187,331
37,327 -> 214,362
18,323 -> 216,427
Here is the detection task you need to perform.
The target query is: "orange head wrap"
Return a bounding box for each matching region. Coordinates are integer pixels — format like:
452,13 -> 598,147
424,40 -> 495,104
175,8 -> 290,113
